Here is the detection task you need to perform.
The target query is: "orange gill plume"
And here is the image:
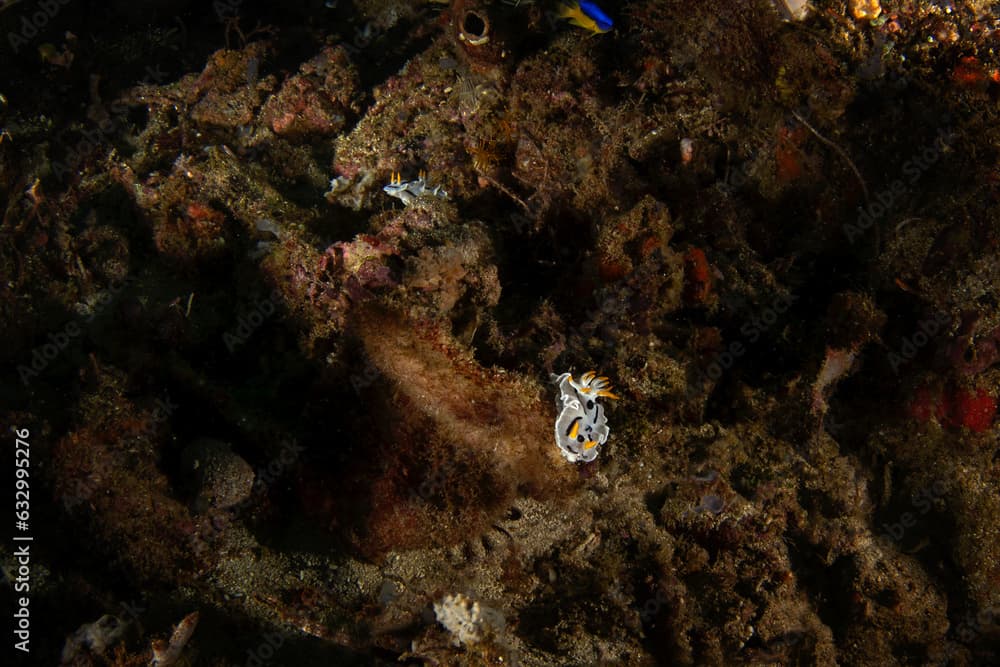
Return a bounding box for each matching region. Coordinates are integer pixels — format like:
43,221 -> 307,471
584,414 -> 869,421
469,138 -> 500,172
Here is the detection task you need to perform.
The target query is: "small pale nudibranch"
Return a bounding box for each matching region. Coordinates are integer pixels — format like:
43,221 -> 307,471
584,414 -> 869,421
382,171 -> 448,206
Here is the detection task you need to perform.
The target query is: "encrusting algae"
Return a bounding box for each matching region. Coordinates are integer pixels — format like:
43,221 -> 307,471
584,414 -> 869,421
311,303 -> 583,558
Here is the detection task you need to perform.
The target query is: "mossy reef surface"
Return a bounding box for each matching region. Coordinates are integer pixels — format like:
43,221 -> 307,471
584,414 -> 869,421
2,0 -> 1000,664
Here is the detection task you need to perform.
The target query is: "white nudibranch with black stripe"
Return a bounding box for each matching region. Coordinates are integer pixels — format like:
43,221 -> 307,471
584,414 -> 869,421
552,371 -> 619,463
382,170 -> 448,206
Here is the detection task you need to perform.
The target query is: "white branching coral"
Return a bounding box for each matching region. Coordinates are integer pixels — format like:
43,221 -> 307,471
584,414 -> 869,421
433,593 -> 505,647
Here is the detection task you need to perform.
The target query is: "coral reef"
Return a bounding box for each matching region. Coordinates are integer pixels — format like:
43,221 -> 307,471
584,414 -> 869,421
3,0 -> 1000,664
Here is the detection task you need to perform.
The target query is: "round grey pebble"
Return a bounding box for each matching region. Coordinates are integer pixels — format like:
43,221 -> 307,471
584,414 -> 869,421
181,438 -> 255,513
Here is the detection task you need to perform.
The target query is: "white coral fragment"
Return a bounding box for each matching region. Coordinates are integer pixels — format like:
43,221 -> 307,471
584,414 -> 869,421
150,611 -> 199,667
772,0 -> 809,21
433,593 -> 504,647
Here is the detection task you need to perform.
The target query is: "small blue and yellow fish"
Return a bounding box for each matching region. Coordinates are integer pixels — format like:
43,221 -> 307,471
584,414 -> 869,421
558,1 -> 613,35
